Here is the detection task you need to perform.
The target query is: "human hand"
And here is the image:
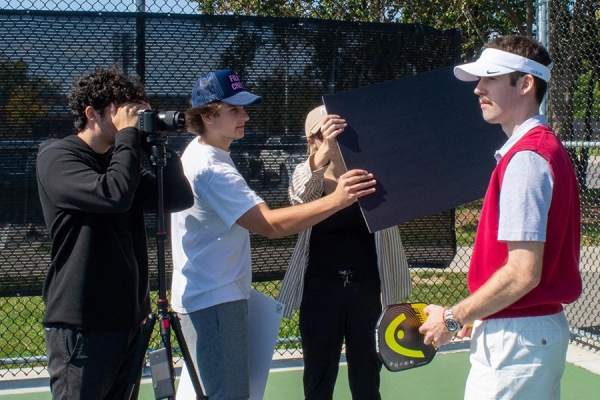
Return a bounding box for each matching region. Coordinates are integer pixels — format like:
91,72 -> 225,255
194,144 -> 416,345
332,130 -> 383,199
418,304 -> 455,349
316,114 -> 346,157
331,169 -> 376,208
456,323 -> 473,339
111,102 -> 151,131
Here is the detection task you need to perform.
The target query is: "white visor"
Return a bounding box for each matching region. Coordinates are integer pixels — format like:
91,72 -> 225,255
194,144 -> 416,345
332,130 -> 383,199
454,48 -> 552,82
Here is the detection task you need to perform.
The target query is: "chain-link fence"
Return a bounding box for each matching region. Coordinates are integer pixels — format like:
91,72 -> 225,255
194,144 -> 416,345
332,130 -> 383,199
0,2 -> 461,378
0,0 -> 598,381
542,0 -> 600,351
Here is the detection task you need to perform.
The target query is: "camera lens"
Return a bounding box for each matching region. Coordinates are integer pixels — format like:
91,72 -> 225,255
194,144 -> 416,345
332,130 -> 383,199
157,111 -> 185,131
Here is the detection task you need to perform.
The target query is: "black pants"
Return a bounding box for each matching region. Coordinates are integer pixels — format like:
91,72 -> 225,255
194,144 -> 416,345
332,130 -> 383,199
299,277 -> 383,400
45,323 -> 142,400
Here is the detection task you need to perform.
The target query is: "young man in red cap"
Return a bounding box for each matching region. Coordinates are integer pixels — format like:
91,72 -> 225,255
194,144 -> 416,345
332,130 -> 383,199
170,69 -> 377,400
419,36 -> 581,399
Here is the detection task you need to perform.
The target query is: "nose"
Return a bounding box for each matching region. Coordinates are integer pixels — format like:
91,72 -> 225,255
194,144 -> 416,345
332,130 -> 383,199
241,107 -> 250,122
474,81 -> 485,96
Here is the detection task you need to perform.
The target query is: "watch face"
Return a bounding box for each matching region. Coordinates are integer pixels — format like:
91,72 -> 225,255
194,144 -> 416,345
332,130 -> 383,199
445,319 -> 460,332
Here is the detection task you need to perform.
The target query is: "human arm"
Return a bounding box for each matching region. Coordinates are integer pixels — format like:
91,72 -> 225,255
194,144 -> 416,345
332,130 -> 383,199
308,114 -> 346,171
419,241 -> 544,348
137,146 -> 194,213
36,127 -> 143,213
288,114 -> 348,204
419,150 -> 552,347
237,169 -> 376,238
288,161 -> 327,205
161,147 -> 194,212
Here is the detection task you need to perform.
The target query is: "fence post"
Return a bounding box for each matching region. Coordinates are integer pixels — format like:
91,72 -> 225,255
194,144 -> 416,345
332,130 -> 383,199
536,0 -> 549,116
135,0 -> 146,83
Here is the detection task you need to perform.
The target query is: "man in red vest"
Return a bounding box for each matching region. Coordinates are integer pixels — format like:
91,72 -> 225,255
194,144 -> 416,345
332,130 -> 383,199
419,35 -> 582,399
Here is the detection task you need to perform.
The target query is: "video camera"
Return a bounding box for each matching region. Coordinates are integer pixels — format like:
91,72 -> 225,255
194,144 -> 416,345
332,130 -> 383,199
138,110 -> 185,144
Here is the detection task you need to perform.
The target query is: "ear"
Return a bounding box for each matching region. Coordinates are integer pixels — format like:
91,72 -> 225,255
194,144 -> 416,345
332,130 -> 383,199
200,112 -> 213,125
306,136 -> 321,154
521,74 -> 536,96
84,106 -> 98,121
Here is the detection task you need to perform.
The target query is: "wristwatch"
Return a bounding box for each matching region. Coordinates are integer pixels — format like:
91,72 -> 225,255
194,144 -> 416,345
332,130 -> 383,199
444,307 -> 461,333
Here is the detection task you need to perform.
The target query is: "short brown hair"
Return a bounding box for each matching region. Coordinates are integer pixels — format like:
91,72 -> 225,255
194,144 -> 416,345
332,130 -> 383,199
485,35 -> 552,104
185,102 -> 222,136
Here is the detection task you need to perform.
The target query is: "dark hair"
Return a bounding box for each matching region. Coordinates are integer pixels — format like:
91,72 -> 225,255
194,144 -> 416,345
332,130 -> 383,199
185,102 -> 222,136
68,67 -> 146,132
485,35 -> 552,104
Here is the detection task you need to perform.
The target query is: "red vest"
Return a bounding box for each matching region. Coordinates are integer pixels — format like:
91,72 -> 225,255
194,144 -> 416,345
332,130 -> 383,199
469,125 -> 582,319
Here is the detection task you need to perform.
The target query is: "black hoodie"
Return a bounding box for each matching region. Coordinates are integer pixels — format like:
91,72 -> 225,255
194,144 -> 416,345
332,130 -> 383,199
36,128 -> 193,330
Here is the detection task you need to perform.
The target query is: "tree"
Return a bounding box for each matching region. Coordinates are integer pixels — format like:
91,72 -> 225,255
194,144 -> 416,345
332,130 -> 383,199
391,0 -> 533,60
190,0 -> 600,191
547,0 -> 600,189
190,0 -> 533,60
191,0 -> 396,21
195,4 -> 461,136
0,54 -> 59,139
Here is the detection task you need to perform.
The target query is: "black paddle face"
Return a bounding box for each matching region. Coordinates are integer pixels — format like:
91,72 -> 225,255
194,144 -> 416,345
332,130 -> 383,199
375,303 -> 437,372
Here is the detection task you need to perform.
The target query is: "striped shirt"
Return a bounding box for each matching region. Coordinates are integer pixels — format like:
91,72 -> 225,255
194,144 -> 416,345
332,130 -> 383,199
276,159 -> 413,319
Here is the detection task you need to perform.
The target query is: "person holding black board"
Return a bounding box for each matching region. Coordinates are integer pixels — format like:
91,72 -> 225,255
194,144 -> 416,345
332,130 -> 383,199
277,105 -> 413,400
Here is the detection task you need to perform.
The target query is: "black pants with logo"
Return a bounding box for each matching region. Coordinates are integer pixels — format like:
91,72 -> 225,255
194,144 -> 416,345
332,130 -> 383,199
44,323 -> 142,400
299,276 -> 383,400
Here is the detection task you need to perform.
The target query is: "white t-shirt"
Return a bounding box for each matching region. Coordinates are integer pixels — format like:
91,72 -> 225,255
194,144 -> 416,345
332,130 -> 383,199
170,138 -> 264,314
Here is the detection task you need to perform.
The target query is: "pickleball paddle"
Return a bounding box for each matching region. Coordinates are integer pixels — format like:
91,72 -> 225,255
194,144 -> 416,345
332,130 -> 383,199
375,302 -> 437,372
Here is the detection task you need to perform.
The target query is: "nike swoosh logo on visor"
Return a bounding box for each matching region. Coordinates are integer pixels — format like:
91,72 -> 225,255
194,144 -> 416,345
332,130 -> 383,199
487,70 -> 500,74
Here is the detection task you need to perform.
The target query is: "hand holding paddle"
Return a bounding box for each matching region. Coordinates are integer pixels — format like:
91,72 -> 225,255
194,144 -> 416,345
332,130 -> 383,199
375,303 -> 437,372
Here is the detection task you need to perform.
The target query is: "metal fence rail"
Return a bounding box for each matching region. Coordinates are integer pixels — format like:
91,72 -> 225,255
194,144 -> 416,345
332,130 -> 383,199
1,0 -> 599,381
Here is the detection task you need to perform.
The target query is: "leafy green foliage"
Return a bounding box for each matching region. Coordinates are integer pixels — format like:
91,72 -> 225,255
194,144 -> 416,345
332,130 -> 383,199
393,0 -> 531,61
190,0 -> 532,61
0,53 -> 60,136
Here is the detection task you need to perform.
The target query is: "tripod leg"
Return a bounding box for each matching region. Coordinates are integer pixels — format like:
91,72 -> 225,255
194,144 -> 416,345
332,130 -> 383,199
124,314 -> 157,400
170,312 -> 208,400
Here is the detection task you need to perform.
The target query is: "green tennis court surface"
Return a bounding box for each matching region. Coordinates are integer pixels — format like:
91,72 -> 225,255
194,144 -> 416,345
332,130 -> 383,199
1,348 -> 598,400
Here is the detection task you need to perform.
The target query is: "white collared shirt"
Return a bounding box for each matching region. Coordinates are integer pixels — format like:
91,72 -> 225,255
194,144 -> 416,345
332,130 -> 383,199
494,114 -> 547,162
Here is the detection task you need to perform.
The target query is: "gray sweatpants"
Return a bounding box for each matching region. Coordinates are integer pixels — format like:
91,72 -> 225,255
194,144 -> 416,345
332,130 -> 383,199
179,299 -> 249,400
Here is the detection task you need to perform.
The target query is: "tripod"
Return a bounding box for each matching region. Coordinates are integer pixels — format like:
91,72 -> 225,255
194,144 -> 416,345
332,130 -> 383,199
124,133 -> 207,400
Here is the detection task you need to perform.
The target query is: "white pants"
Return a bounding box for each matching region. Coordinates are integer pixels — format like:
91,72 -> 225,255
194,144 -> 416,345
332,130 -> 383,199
465,312 -> 570,400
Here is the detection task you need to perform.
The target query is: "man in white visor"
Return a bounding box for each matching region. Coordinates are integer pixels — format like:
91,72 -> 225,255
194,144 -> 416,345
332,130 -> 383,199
419,35 -> 582,400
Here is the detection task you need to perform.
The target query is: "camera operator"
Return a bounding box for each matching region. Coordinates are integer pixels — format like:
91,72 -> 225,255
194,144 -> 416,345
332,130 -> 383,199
169,69 -> 377,400
36,67 -> 193,400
